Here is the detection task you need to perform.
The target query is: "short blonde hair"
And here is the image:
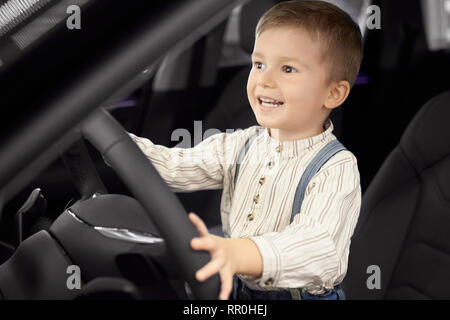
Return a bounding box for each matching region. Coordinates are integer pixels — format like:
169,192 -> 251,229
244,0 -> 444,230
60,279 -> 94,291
255,0 -> 363,87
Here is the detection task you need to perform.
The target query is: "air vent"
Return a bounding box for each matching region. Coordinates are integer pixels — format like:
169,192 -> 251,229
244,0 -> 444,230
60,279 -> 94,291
0,0 -> 52,36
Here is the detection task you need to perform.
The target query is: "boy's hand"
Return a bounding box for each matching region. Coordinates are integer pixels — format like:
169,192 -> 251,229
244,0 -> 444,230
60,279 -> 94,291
189,212 -> 236,300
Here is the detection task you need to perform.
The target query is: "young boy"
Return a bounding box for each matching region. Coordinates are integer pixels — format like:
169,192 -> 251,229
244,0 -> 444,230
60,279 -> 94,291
128,0 -> 362,300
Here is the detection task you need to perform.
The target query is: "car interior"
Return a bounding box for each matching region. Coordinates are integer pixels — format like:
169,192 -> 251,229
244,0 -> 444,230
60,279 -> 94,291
0,0 -> 449,299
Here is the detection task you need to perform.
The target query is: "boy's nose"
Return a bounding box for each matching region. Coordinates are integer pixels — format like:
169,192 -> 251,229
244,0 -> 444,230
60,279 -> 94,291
257,71 -> 276,88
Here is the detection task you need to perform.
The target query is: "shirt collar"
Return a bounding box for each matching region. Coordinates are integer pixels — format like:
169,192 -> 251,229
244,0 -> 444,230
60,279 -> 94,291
261,119 -> 335,158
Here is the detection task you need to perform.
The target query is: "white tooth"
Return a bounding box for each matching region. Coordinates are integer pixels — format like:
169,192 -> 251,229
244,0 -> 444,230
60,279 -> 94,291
261,101 -> 280,107
260,97 -> 281,104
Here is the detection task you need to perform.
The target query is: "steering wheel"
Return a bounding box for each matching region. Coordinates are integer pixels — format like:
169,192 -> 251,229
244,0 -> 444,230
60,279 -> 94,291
72,108 -> 221,299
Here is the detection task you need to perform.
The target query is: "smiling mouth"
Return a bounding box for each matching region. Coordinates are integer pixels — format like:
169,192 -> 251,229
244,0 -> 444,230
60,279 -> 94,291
257,97 -> 284,109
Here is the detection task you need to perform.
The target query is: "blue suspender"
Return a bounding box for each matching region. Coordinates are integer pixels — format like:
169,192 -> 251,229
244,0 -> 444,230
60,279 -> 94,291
233,133 -> 347,224
222,131 -> 262,238
289,139 -> 346,223
234,130 -> 263,186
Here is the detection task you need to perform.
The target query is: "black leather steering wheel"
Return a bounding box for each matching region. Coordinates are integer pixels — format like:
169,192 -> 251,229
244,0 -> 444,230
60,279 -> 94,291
76,108 -> 220,299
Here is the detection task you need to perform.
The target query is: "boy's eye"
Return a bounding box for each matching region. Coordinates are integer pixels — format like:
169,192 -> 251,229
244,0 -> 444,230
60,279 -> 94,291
282,65 -> 296,73
253,62 -> 264,69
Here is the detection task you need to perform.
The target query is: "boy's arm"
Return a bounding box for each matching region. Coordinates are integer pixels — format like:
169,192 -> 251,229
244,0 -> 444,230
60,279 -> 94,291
226,238 -> 263,277
125,132 -> 237,192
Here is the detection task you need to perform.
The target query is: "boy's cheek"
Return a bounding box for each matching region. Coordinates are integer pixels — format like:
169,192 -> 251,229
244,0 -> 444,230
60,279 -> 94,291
246,82 -> 254,100
247,92 -> 257,108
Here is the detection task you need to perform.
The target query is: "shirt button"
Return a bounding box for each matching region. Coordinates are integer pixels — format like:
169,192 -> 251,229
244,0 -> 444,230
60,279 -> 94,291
267,161 -> 274,169
259,177 -> 266,185
265,278 -> 274,286
253,194 -> 259,204
247,213 -> 255,221
276,145 -> 283,153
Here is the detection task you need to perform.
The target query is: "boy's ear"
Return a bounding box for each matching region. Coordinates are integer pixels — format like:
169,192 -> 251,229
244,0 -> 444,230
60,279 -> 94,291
324,80 -> 351,111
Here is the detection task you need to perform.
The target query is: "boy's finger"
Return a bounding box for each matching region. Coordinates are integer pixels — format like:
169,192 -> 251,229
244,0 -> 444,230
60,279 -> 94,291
195,256 -> 224,282
189,212 -> 209,237
190,236 -> 217,252
219,271 -> 233,300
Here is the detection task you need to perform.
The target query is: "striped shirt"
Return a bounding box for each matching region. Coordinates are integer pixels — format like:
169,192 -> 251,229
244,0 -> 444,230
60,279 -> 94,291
128,119 -> 361,295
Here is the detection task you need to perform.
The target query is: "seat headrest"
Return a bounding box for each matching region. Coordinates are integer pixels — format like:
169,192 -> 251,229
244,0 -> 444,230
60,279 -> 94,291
400,90 -> 450,172
239,0 -> 280,54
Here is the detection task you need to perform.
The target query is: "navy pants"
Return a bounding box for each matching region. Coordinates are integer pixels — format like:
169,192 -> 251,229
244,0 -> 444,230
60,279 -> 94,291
232,277 -> 346,300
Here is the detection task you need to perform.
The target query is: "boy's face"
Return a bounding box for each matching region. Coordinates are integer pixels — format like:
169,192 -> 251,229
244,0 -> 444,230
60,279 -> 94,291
247,26 -> 334,141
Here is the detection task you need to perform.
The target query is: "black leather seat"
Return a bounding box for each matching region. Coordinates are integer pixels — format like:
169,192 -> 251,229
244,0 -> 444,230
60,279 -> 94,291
343,90 -> 450,299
